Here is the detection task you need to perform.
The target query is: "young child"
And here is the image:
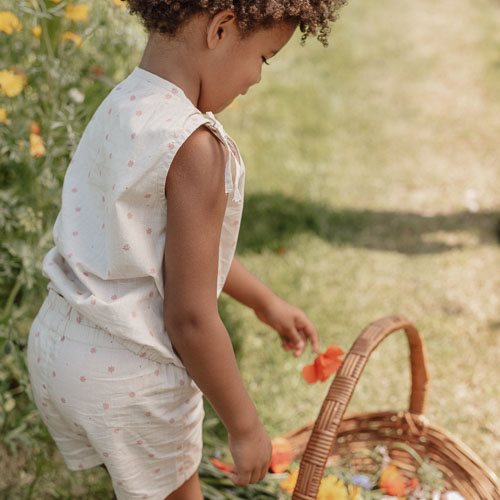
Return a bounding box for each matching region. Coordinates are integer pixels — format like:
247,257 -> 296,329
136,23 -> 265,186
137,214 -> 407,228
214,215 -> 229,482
26,1 -> 346,498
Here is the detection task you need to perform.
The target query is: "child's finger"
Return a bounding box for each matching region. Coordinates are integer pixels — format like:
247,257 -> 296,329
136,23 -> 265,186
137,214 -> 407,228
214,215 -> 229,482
302,320 -> 321,353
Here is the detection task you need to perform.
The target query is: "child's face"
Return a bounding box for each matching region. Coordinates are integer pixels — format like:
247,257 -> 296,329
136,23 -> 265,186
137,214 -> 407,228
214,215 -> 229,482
199,16 -> 297,113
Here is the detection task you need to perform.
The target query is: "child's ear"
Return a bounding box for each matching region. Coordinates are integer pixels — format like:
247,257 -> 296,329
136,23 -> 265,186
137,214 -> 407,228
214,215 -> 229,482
206,8 -> 237,49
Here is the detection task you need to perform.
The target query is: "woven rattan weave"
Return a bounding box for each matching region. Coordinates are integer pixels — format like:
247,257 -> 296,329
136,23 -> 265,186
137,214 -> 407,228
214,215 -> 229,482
280,316 -> 499,499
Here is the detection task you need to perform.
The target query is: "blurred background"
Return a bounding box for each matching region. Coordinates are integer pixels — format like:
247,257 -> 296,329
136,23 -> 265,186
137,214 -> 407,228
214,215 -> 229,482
1,0 -> 499,497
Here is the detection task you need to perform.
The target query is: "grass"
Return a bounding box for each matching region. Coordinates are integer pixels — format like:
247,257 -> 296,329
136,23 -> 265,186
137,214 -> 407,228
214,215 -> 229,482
2,0 -> 499,496
216,0 -> 500,478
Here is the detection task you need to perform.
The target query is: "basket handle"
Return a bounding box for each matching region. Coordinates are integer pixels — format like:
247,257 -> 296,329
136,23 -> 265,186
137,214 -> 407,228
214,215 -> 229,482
292,315 -> 430,500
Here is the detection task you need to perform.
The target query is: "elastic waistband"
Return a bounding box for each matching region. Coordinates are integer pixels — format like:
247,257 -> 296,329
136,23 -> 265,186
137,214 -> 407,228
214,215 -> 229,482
39,288 -> 185,367
37,289 -> 121,349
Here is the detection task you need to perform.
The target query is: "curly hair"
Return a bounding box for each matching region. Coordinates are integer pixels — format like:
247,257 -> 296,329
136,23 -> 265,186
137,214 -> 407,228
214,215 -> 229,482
123,0 -> 349,47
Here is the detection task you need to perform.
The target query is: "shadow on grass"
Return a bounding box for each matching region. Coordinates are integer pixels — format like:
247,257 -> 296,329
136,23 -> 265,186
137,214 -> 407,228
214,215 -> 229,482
237,192 -> 499,255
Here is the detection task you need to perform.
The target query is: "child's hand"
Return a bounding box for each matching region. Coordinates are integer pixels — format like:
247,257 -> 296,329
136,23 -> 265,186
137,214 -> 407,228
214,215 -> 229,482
253,295 -> 321,357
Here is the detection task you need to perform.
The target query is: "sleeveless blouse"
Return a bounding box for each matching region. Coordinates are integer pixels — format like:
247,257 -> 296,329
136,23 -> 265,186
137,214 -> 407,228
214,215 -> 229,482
41,66 -> 246,369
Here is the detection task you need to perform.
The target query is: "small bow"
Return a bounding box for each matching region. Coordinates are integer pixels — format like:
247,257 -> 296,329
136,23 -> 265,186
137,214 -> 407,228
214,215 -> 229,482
205,111 -> 243,203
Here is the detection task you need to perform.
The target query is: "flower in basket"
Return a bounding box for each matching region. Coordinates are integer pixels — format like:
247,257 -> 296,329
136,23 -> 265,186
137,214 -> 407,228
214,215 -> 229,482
379,463 -> 407,496
268,437 -> 294,473
210,436 -> 294,475
318,474 -> 362,500
279,468 -> 299,493
351,473 -> 375,490
279,469 -> 362,499
301,344 -> 344,383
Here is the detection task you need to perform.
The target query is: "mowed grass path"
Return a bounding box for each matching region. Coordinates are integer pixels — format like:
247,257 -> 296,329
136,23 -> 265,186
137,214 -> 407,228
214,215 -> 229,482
215,0 -> 500,475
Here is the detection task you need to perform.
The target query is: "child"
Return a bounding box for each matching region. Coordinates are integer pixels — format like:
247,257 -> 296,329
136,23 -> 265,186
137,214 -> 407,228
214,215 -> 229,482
26,1 -> 346,498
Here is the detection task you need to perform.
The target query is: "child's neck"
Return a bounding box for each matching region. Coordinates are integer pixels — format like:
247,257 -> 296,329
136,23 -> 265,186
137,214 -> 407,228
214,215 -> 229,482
138,31 -> 203,110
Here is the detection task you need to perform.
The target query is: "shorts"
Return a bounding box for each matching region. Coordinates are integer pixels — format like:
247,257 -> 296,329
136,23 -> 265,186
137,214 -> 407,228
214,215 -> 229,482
26,288 -> 205,500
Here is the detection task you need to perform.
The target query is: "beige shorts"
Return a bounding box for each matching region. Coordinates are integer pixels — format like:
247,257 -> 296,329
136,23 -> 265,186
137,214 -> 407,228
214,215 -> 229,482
26,288 -> 205,499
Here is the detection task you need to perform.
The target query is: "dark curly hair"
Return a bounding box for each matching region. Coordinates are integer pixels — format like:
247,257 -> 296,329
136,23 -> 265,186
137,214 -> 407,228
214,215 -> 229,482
123,0 -> 349,47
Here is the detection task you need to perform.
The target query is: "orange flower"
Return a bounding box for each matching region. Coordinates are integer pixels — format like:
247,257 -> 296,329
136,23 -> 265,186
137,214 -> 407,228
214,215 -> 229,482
29,132 -> 45,158
30,121 -> 41,134
269,437 -> 293,473
407,476 -> 420,492
301,344 -> 344,383
209,457 -> 235,473
379,464 -> 406,496
90,65 -> 105,76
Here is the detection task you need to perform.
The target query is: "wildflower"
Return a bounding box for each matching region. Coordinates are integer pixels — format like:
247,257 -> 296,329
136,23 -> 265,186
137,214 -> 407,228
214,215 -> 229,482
351,473 -> 375,489
209,457 -> 235,473
0,11 -> 22,34
62,31 -> 82,47
269,437 -> 293,473
68,87 -> 85,103
30,132 -> 45,158
112,0 -> 126,8
0,68 -> 27,97
64,4 -> 89,22
30,121 -> 41,134
279,468 -> 299,493
90,65 -> 105,76
31,25 -> 41,37
318,474 -> 361,500
0,107 -> 8,124
379,464 -> 406,496
302,344 -> 344,383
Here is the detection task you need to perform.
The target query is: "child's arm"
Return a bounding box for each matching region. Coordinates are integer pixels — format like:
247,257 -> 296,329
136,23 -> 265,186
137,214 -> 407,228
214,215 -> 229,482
222,256 -> 279,313
163,125 -> 271,484
223,257 -> 321,357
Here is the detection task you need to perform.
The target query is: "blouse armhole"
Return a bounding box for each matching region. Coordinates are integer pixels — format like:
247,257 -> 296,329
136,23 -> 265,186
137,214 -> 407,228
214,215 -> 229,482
159,114 -> 229,200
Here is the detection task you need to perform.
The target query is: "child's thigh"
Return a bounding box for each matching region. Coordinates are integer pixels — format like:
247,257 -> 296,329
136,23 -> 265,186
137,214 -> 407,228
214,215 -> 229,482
26,291 -> 205,499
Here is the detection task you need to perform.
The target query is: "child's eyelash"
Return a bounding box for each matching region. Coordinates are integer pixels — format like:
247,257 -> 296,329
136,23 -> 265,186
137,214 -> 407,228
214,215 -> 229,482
262,56 -> 270,65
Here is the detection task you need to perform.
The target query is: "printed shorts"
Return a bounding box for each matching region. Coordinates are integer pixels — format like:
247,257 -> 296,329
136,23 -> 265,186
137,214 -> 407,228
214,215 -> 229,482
26,288 -> 205,500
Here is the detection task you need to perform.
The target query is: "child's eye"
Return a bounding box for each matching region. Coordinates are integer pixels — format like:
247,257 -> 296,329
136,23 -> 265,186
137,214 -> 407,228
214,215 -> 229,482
262,56 -> 270,66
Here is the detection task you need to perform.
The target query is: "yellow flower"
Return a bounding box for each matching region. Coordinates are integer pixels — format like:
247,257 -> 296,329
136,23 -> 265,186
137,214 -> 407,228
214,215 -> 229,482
0,11 -> 22,34
31,25 -> 42,37
29,132 -> 45,158
0,69 -> 28,97
279,468 -> 299,493
317,475 -> 349,500
0,107 -> 8,124
64,4 -> 89,22
112,0 -> 126,8
62,31 -> 82,47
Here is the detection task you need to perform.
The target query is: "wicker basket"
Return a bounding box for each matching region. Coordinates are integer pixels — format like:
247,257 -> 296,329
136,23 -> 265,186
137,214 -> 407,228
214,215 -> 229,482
279,316 -> 500,499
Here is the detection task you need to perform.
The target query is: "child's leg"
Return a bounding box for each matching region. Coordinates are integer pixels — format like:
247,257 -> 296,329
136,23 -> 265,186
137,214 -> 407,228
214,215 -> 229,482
165,470 -> 203,500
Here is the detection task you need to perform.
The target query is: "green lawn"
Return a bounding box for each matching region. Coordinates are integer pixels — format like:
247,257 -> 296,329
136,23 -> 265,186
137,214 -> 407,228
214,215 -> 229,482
217,0 -> 500,478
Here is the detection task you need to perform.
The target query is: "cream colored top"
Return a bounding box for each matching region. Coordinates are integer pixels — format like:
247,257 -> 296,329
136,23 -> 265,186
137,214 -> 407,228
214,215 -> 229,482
42,66 -> 245,368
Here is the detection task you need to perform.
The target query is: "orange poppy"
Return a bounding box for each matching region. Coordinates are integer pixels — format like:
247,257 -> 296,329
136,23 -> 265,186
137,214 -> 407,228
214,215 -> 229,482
379,463 -> 406,496
269,437 -> 294,473
301,344 -> 344,383
210,437 -> 294,475
209,457 -> 235,473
